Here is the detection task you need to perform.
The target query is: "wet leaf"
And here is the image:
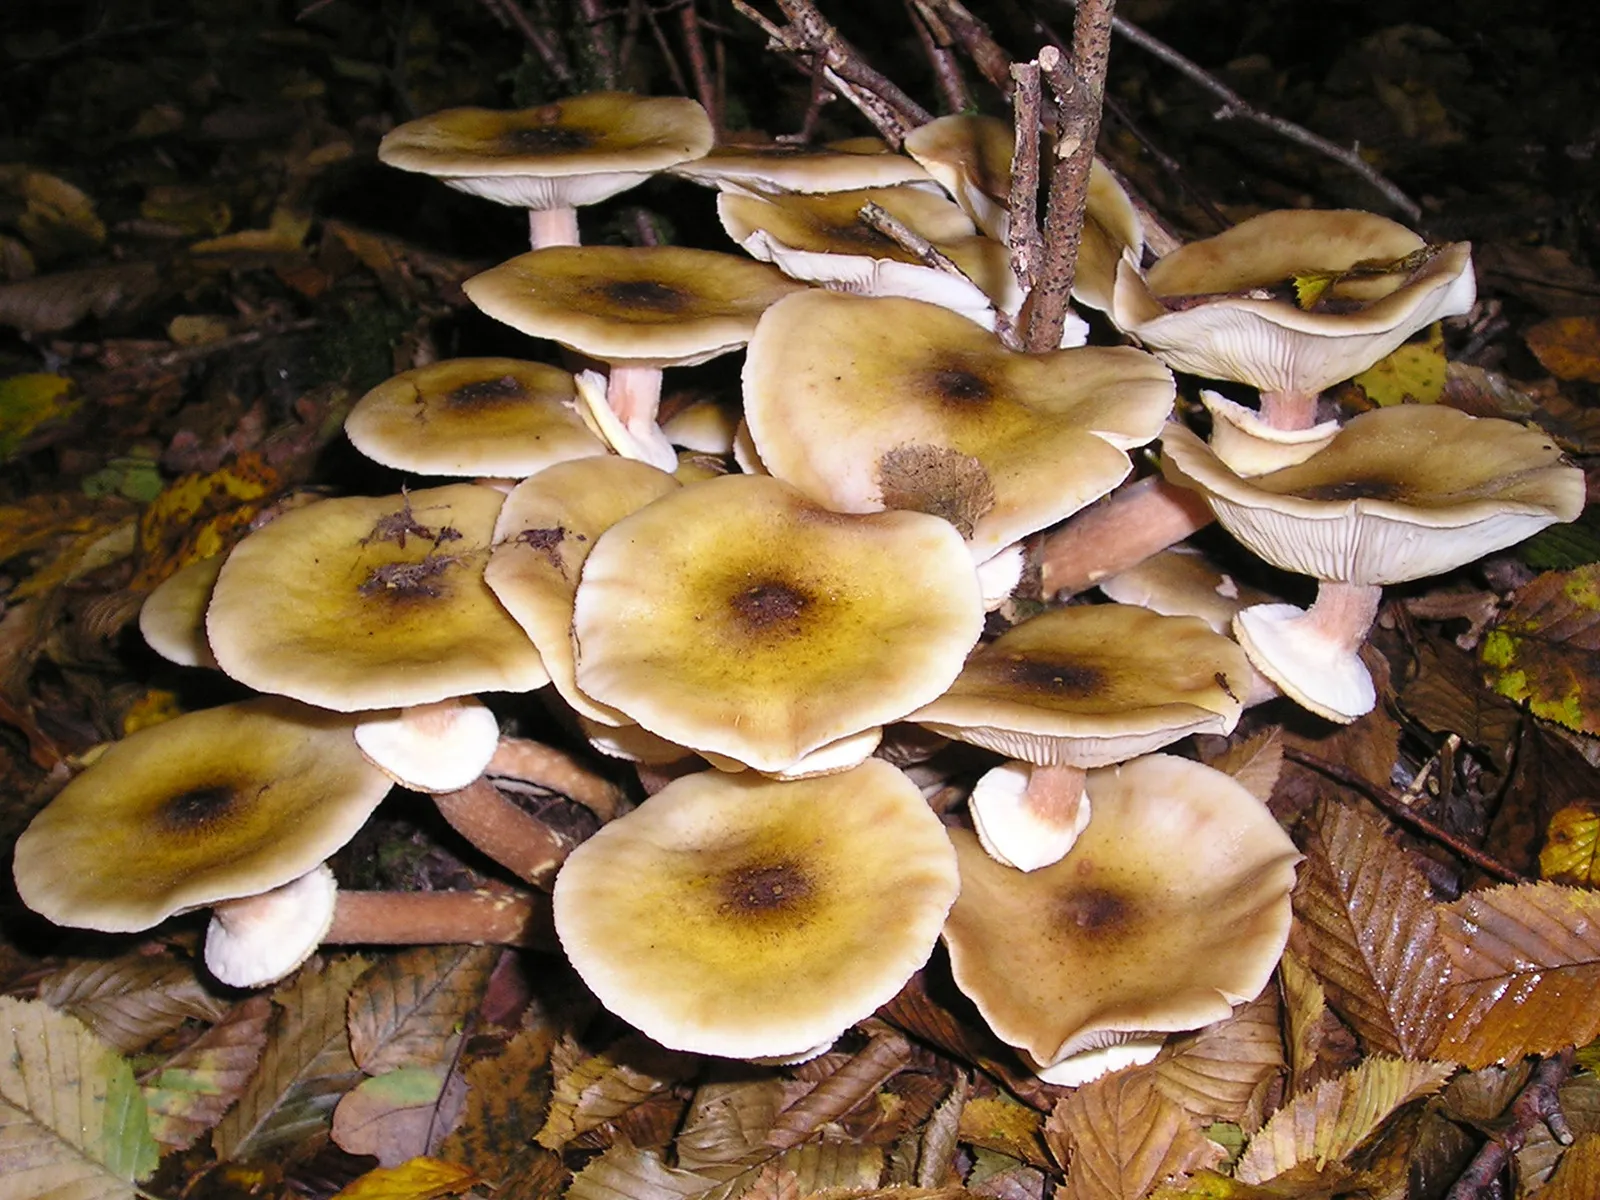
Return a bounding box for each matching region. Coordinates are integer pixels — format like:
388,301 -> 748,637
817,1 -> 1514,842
1232,1056 -> 1452,1184
328,1156 -> 482,1200
1526,316 -> 1600,383
1277,952 -> 1326,1094
1398,635 -> 1521,774
212,956 -> 368,1163
1518,1073 -> 1600,1189
915,1074 -> 964,1188
1046,1070 -> 1224,1200
676,1079 -> 787,1170
347,945 -> 495,1075
1540,1134 -> 1600,1200
0,995 -> 159,1198
1435,882 -> 1600,1067
536,1033 -> 696,1151
1289,802 -> 1451,1058
139,995 -> 272,1151
1481,566 -> 1600,734
958,1094 -> 1049,1168
1153,987 -> 1284,1126
331,1066 -> 466,1167
1541,802 -> 1600,885
765,1031 -> 911,1151
38,955 -> 230,1055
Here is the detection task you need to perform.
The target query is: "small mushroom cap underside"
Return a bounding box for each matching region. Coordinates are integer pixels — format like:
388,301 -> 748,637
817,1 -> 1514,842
13,698 -> 391,933
485,456 -> 681,725
205,863 -> 338,988
355,696 -> 502,793
911,604 -> 1248,766
377,96 -> 713,209
669,140 -> 936,193
1233,602 -> 1377,723
207,484 -> 549,711
346,358 -> 605,477
718,187 -> 976,265
942,753 -> 1299,1068
139,553 -> 225,669
1200,391 -> 1341,477
1111,210 -> 1475,395
1161,406 -> 1584,586
552,759 -> 960,1059
572,473 -> 984,773
465,246 -> 809,368
743,291 -> 1174,561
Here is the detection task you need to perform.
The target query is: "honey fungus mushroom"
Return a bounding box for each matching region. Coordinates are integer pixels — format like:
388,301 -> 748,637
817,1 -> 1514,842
553,759 -> 960,1059
942,754 -> 1300,1085
570,473 -> 984,775
1161,405 -> 1584,721
377,93 -> 712,248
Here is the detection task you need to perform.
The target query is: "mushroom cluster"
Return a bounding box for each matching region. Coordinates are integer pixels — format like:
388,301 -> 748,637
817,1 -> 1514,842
16,86 -> 1579,1092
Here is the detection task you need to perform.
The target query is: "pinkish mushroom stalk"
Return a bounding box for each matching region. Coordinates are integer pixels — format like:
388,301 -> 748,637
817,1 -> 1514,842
1232,581 -> 1383,722
530,206 -> 581,249
1039,476 -> 1215,599
606,364 -> 667,449
970,762 -> 1092,873
1258,388 -> 1320,432
488,734 -> 624,822
432,777 -> 573,887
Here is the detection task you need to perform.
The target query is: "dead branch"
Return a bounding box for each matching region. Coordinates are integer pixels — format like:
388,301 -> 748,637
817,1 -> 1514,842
1007,59 -> 1044,305
1445,1048 -> 1575,1200
918,0 -> 1014,97
904,0 -> 971,115
475,0 -> 575,86
679,1 -> 721,132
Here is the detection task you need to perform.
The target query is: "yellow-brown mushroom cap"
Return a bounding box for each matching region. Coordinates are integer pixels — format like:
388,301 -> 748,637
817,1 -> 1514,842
345,358 -> 605,477
1160,405 -> 1584,586
13,698 -> 392,932
206,484 -> 549,710
942,753 -> 1299,1069
552,759 -> 960,1059
743,291 -> 1174,561
909,604 -> 1249,766
571,473 -> 985,774
464,245 -> 809,369
377,95 -> 712,209
668,139 -> 935,193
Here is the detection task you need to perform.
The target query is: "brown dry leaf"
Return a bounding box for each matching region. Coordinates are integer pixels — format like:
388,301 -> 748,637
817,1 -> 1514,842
38,954 -> 231,1054
915,1074 -> 965,1188
1484,720 -> 1597,879
0,262 -> 162,334
1289,802 -> 1451,1058
1435,882 -> 1600,1067
331,1066 -> 467,1166
1277,952 -> 1327,1095
765,1031 -> 912,1152
1540,802 -> 1600,885
536,1033 -> 697,1151
436,1028 -> 554,1185
328,1156 -> 483,1200
1232,1056 -> 1452,1184
765,1143 -> 885,1195
1398,635 -> 1522,774
1277,707 -> 1400,822
1203,727 -> 1284,806
1531,390 -> 1600,455
676,1079 -> 788,1170
212,956 -> 369,1163
1046,1070 -> 1224,1200
347,946 -> 495,1075
1518,1073 -> 1600,1189
139,994 -> 273,1151
1526,316 -> 1600,383
958,1094 -> 1050,1168
1539,1134 -> 1600,1200
1152,987 -> 1284,1127
1481,566 -> 1600,734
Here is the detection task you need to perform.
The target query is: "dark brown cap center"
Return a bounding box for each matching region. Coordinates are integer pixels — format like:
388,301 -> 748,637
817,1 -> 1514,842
1291,477 -> 1408,502
930,367 -> 993,405
161,785 -> 241,832
719,862 -> 811,915
504,126 -> 594,153
602,279 -> 688,312
1056,886 -> 1132,939
729,581 -> 809,631
997,655 -> 1105,697
446,375 -> 526,409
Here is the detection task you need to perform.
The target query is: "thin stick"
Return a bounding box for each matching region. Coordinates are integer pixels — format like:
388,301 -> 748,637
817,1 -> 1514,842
1059,0 -> 1420,222
1007,59 -> 1045,306
642,3 -> 692,99
858,202 -> 964,275
904,0 -> 970,115
919,0 -> 1013,97
576,0 -> 619,86
1025,0 -> 1115,353
475,0 -> 574,87
1282,746 -> 1527,884
679,1 -> 721,132
1444,1049 -> 1575,1200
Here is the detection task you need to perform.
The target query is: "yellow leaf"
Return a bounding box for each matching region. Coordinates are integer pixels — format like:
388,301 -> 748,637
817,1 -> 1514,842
167,314 -> 233,345
1352,324 -> 1447,406
330,1157 -> 483,1200
17,170 -> 106,257
958,1093 -> 1048,1167
0,371 -> 79,459
134,454 -> 279,587
192,205 -> 310,254
140,184 -> 232,238
122,689 -> 182,735
1541,803 -> 1600,886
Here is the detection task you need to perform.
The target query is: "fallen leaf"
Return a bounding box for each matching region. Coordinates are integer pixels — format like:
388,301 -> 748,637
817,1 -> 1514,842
1480,566 -> 1600,734
347,945 -> 496,1075
915,1074 -> 964,1188
1541,802 -> 1600,885
1152,987 -> 1284,1127
1046,1070 -> 1224,1200
139,994 -> 273,1151
958,1093 -> 1049,1168
1518,1073 -> 1600,1189
332,1066 -> 467,1167
0,995 -> 159,1199
1538,1133 -> 1600,1200
1276,952 -> 1326,1095
0,372 -> 79,460
1203,726 -> 1283,806
1351,326 -> 1447,406
15,170 -> 106,258
1398,634 -> 1521,774
1484,720 -> 1596,878
536,1033 -> 697,1151
1435,882 -> 1600,1066
436,1027 -> 554,1184
1526,316 -> 1600,383
1289,802 -> 1451,1058
328,1156 -> 482,1200
0,262 -> 162,334
38,954 -> 230,1054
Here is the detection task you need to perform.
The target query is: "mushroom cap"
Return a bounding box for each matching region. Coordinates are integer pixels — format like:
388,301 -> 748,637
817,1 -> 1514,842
204,864 -> 338,988
464,245 -> 809,369
1110,210 -> 1476,395
207,484 -> 549,711
743,290 -> 1174,561
377,95 -> 713,209
1160,405 -> 1585,586
345,358 -> 605,477
910,604 -> 1248,766
485,455 -> 680,725
355,696 -> 501,793
668,139 -> 935,193
571,473 -> 985,774
1097,545 -> 1273,635
13,698 -> 391,933
553,759 -> 960,1059
139,553 -> 225,669
942,753 -> 1300,1069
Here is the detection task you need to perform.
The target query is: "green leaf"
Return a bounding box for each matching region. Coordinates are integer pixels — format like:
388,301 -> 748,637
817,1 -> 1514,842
1481,565 -> 1600,733
0,373 -> 79,460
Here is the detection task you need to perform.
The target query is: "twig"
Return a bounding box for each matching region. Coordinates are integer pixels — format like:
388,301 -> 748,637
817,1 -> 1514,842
1281,746 -> 1527,885
1057,0 -> 1421,223
679,1 -> 721,132
576,0 -> 620,86
1444,1049 -> 1575,1200
858,203 -> 963,276
1024,0 -> 1115,353
904,0 -> 971,115
475,0 -> 575,86
642,2 -> 693,99
919,0 -> 1014,97
1007,59 -> 1045,307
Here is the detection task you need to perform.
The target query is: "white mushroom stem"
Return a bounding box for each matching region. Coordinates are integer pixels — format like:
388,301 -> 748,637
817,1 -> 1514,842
1039,476 -> 1216,599
607,364 -> 667,444
573,367 -> 677,472
1233,580 -> 1384,723
326,887 -> 553,948
529,206 -> 581,249
1258,388 -> 1320,431
970,761 -> 1091,873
